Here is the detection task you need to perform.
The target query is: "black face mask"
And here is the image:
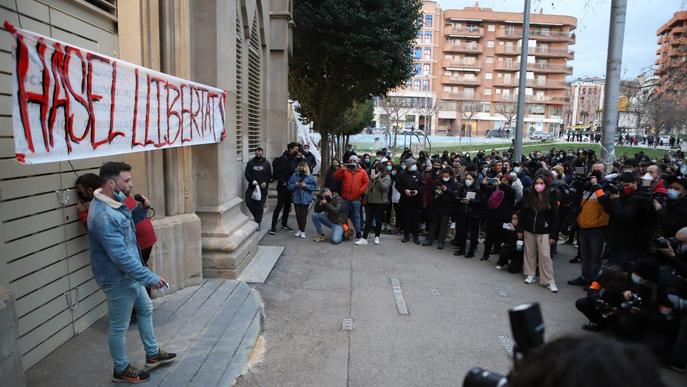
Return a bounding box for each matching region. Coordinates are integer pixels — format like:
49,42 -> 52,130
77,191 -> 91,202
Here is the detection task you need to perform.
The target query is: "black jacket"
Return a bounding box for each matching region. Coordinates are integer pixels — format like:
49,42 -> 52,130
272,151 -> 297,185
517,195 -> 560,238
662,195 -> 687,237
484,183 -> 516,222
428,179 -> 457,216
303,152 -> 317,172
324,167 -> 342,194
244,157 -> 272,186
455,182 -> 484,218
396,171 -> 424,202
598,189 -> 653,254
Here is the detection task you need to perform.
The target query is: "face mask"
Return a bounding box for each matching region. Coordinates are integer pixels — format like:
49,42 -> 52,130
464,179 -> 474,187
551,171 -> 559,178
513,167 -> 521,173
386,165 -> 393,171
631,274 -> 642,285
400,164 -> 406,169
391,170 -> 397,176
364,158 -> 370,162
623,186 -> 636,195
641,172 -> 653,182
409,165 -> 418,172
442,177 -> 450,182
332,164 -> 339,169
426,166 -> 432,172
534,183 -> 545,193
114,188 -> 127,202
667,189 -> 681,200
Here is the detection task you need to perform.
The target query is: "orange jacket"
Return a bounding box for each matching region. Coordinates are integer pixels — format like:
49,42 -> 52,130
334,167 -> 369,201
576,193 -> 609,229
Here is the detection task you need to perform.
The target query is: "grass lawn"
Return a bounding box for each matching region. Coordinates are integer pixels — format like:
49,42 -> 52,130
356,141 -> 676,161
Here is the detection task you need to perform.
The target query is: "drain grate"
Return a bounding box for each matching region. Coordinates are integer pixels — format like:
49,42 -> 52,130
342,318 -> 354,331
390,278 -> 409,315
497,335 -> 514,358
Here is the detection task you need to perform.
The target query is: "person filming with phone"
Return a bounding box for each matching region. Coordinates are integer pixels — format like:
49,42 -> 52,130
88,161 -> 175,383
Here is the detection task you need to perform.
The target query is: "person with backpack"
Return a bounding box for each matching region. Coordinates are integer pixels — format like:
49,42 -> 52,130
597,172 -> 656,271
517,174 -> 560,293
288,161 -> 318,239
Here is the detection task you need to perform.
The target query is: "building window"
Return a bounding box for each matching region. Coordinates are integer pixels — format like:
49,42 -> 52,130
424,32 -> 432,44
488,24 -> 495,32
423,47 -> 431,60
487,40 -> 495,48
485,72 -> 493,80
414,79 -> 421,90
247,14 -> 263,153
235,10 -> 244,161
422,79 -> 430,91
425,15 -> 433,28
415,64 -> 421,75
423,64 -> 430,76
484,88 -> 492,96
527,104 -> 546,115
417,32 -> 423,44
443,86 -> 451,92
481,102 -> 490,113
486,56 -> 494,64
415,48 -> 422,59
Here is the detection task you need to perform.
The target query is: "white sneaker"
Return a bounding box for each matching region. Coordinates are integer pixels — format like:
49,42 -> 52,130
524,275 -> 536,284
300,232 -> 306,239
354,238 -> 368,245
294,231 -> 302,237
495,265 -> 504,270
546,283 -> 559,293
374,236 -> 380,245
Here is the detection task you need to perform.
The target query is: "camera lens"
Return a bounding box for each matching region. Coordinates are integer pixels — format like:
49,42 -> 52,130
463,367 -> 508,387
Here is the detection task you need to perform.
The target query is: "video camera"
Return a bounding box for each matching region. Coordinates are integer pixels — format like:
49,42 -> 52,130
462,303 -> 545,387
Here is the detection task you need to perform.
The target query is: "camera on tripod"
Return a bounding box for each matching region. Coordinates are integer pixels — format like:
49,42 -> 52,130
462,303 -> 545,387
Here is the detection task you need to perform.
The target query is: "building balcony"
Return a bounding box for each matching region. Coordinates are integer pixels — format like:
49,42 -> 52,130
492,93 -> 570,104
494,61 -> 520,71
529,29 -> 575,43
528,63 -> 573,74
441,92 -> 482,101
443,43 -> 483,54
443,25 -> 484,38
443,59 -> 482,68
529,47 -> 574,59
495,28 -> 522,40
494,45 -> 520,55
441,76 -> 481,86
492,78 -> 518,87
492,78 -> 568,89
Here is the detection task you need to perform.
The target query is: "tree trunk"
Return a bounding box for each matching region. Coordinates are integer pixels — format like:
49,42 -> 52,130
319,126 -> 330,186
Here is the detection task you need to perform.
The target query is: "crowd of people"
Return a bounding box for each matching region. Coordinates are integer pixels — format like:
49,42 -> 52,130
245,140 -> 687,373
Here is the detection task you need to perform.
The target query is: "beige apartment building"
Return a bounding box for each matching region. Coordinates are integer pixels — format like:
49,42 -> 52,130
568,77 -> 605,127
656,10 -> 687,96
0,0 -> 294,375
374,2 -> 576,138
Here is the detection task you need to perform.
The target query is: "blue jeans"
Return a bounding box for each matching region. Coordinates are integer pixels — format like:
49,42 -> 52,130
311,212 -> 343,244
345,199 -> 362,238
103,284 -> 159,373
579,228 -> 605,281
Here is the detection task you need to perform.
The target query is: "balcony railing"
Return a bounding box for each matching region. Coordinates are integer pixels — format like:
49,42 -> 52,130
441,76 -> 481,85
494,61 -> 520,71
491,78 -> 567,89
496,28 -> 574,43
443,25 -> 484,37
529,47 -> 574,58
441,92 -> 482,101
442,59 -> 482,68
443,43 -> 483,53
492,94 -> 570,104
528,63 -> 573,74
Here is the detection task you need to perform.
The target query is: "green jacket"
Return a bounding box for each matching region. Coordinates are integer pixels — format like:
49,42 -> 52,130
365,174 -> 391,204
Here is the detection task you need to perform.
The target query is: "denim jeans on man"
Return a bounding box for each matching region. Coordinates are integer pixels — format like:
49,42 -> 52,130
345,199 -> 362,238
579,228 -> 605,282
312,212 -> 343,244
104,284 -> 159,372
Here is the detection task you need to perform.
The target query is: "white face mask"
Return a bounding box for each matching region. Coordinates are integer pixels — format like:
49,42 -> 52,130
464,179 -> 474,187
552,171 -> 559,178
513,167 -> 521,173
642,172 -> 653,181
442,177 -> 450,182
409,165 -> 418,172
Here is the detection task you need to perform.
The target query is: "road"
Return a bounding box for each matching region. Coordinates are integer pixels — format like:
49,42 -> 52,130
236,220 -> 687,387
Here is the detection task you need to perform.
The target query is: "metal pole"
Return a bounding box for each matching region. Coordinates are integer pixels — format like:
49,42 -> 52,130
514,0 -> 531,162
601,0 -> 628,167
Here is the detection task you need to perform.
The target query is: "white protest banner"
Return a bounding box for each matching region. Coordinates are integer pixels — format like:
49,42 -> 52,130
5,21 -> 227,164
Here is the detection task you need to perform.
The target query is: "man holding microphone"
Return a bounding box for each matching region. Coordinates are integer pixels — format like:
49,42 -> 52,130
88,162 -> 175,383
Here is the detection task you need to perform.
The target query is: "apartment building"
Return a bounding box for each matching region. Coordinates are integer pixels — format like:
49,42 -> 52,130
374,1 -> 442,133
568,77 -> 605,127
655,10 -> 687,96
374,3 -> 576,138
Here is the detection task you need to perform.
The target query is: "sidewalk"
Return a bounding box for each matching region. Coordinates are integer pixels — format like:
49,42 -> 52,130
236,218 -> 687,387
25,280 -> 261,387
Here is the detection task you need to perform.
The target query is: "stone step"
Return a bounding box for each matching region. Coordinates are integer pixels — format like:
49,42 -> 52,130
24,280 -> 262,387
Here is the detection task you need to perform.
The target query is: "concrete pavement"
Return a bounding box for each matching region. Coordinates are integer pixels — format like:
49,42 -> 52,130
237,218 -> 687,387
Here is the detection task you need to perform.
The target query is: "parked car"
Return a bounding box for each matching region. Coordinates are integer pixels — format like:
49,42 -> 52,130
529,131 -> 553,141
486,129 -> 503,138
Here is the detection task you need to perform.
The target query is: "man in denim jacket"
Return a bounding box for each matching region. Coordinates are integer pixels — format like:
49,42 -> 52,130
88,162 -> 175,383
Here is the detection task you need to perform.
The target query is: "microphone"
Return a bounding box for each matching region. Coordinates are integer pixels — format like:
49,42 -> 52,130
134,194 -> 146,204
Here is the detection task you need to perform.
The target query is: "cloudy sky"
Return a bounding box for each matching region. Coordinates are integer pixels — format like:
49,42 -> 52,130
438,0 -> 683,80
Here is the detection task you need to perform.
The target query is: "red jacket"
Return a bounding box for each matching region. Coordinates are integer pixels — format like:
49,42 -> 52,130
124,196 -> 158,250
334,167 -> 370,201
652,179 -> 667,195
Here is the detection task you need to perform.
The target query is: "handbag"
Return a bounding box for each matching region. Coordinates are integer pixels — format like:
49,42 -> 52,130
251,186 -> 262,201
487,187 -> 504,209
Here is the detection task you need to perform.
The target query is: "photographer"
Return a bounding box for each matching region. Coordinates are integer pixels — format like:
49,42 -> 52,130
615,260 -> 661,341
334,155 -> 370,240
312,188 -> 348,244
597,171 -> 656,270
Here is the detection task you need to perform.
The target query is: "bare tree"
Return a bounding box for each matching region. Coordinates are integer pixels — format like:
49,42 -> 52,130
417,97 -> 442,135
495,102 -> 517,137
380,96 -> 412,155
579,110 -> 589,125
458,101 -> 480,138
